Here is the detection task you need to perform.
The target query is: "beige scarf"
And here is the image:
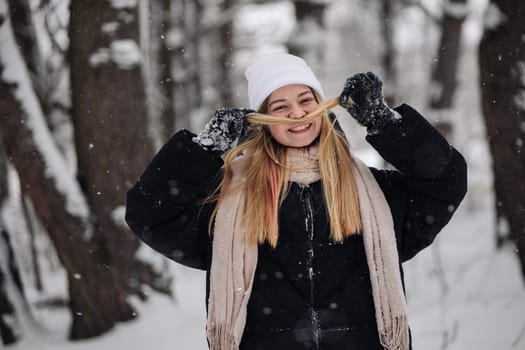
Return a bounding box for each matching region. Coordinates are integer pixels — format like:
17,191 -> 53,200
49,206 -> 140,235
206,146 -> 409,350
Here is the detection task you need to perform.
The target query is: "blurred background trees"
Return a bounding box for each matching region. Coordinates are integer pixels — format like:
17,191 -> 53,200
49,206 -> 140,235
478,0 -> 525,277
0,0 -> 524,346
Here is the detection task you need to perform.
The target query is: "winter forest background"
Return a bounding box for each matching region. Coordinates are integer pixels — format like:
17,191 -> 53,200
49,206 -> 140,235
0,0 -> 524,349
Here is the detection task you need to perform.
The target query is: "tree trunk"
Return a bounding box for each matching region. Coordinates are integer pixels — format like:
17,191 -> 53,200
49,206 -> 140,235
172,0 -> 202,128
429,0 -> 467,109
0,141 -> 22,346
379,0 -> 398,106
2,0 -> 169,339
21,195 -> 43,291
6,0 -> 58,125
428,0 -> 468,138
6,0 -> 42,94
479,0 -> 525,280
0,228 -> 20,346
0,70 -> 129,338
218,0 -> 234,106
149,0 -> 176,142
69,0 -> 168,313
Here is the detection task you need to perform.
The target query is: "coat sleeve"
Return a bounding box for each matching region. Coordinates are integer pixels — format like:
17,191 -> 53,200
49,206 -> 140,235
367,104 -> 468,262
125,129 -> 223,270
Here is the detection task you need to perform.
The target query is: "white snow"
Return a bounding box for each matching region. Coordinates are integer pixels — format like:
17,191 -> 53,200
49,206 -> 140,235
443,0 -> 470,19
0,2 -> 90,221
234,2 -> 295,48
166,28 -> 185,49
109,0 -> 137,10
405,202 -> 525,349
109,40 -> 142,69
110,206 -> 127,228
393,6 -> 431,50
89,40 -> 142,70
483,3 -> 507,30
88,48 -> 111,67
101,22 -> 119,35
515,91 -> 525,112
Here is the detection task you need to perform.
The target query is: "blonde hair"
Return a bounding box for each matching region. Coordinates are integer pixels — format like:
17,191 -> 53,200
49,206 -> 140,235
209,96 -> 362,247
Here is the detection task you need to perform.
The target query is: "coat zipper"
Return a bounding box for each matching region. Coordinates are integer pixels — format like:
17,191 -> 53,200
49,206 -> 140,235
302,185 -> 320,349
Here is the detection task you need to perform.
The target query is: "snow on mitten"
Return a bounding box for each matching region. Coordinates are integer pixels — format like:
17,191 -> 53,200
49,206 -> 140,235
339,71 -> 400,134
192,108 -> 254,155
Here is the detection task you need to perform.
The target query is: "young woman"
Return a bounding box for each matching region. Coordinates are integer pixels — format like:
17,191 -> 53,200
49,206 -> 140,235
125,52 -> 467,350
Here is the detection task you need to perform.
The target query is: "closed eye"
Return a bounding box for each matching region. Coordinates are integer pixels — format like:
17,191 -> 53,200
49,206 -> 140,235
300,97 -> 314,104
271,105 -> 287,112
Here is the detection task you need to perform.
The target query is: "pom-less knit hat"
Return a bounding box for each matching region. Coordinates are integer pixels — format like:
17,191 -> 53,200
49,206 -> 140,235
245,52 -> 326,111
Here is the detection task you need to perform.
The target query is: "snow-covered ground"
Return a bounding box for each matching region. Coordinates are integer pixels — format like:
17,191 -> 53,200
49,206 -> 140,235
9,184 -> 525,350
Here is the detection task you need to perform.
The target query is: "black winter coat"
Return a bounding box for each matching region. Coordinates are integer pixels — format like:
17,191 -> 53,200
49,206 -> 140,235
125,104 -> 467,349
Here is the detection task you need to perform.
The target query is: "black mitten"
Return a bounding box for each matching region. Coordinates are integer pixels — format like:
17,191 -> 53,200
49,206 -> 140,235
192,108 -> 254,155
339,71 -> 400,134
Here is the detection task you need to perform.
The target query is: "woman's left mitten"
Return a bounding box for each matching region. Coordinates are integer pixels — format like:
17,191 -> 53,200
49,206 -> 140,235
339,71 -> 400,134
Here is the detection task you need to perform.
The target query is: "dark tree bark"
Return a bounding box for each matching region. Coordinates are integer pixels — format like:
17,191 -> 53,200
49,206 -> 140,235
425,0 -> 468,138
69,0 -> 169,315
2,0 -> 169,340
0,140 -> 23,346
379,0 -> 398,106
7,1 -> 57,294
172,0 -> 202,126
0,74 -> 123,339
150,0 -> 176,141
429,0 -> 467,109
218,0 -> 234,105
21,195 -> 43,291
479,0 -> 525,280
0,229 -> 19,346
7,0 -> 73,165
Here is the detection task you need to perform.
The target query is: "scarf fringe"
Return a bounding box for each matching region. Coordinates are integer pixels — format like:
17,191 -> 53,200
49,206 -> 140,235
379,315 -> 410,350
207,323 -> 238,350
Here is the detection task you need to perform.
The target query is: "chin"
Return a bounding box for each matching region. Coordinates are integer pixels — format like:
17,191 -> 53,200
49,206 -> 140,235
288,137 -> 317,148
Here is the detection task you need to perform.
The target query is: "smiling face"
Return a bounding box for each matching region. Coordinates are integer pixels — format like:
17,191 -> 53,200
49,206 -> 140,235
265,84 -> 322,148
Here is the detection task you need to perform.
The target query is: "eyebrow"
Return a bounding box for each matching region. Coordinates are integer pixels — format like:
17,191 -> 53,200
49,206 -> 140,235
268,90 -> 313,108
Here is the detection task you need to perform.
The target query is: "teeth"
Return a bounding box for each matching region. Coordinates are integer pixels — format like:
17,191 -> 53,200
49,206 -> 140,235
290,124 -> 310,131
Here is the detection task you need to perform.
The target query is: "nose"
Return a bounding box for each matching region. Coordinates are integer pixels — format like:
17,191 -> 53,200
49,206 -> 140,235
289,103 -> 306,119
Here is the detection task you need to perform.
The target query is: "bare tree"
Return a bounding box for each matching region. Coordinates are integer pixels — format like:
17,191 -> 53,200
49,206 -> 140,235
172,0 -> 203,128
379,0 -> 398,105
0,227 -> 21,346
148,0 -> 176,142
1,0 -> 170,340
428,0 -> 468,138
6,0 -> 43,99
0,139 -> 24,346
429,0 -> 468,110
0,66 -> 119,339
69,0 -> 170,325
479,0 -> 525,280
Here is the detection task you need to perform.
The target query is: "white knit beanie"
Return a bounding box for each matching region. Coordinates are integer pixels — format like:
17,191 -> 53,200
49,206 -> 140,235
245,52 -> 326,111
